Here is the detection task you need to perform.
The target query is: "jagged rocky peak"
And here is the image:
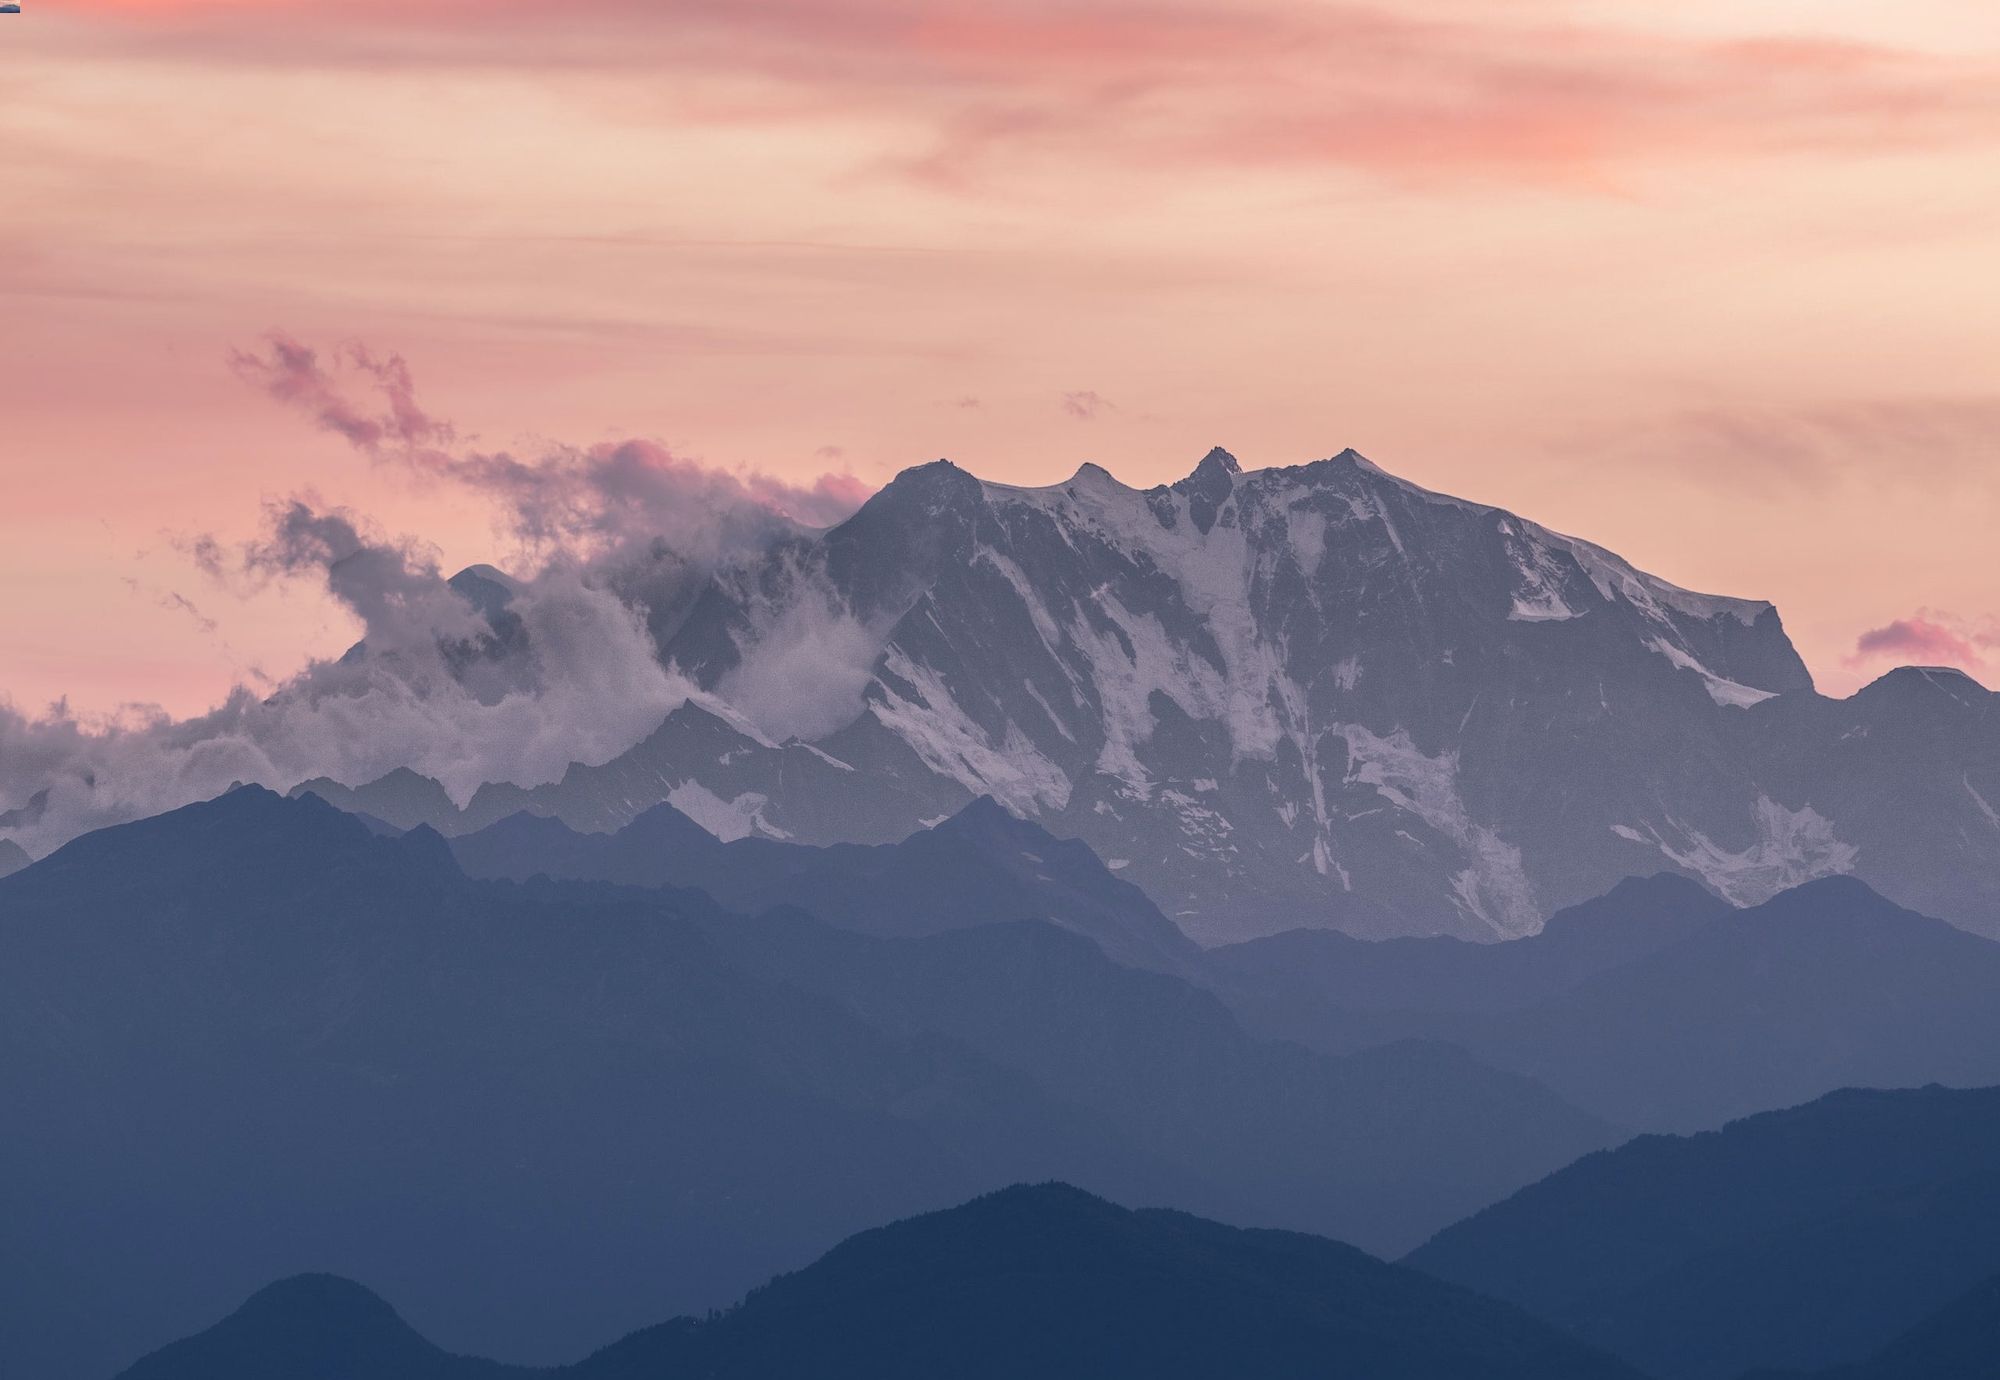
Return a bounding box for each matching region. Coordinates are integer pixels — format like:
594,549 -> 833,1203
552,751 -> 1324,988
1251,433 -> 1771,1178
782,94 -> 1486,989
1164,446 -> 1243,532
1183,444 -> 1244,483
869,456 -> 983,512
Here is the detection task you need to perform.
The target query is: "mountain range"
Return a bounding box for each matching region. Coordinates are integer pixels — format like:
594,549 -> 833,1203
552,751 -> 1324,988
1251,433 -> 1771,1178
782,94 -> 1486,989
7,445 -> 2000,1379
445,794 -> 1203,976
1215,873 -> 2000,1133
0,786 -> 1612,1379
446,798 -> 2000,1137
115,1185 -> 1642,1380
409,791 -> 2000,1139
284,448 -> 2000,945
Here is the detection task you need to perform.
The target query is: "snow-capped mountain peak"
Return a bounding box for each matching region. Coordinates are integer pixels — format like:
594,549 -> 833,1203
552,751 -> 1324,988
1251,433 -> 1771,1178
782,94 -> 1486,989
282,447 -> 2000,946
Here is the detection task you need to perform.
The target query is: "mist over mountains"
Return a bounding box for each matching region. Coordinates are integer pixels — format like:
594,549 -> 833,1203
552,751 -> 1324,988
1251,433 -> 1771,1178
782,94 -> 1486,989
6,443 -> 2000,1379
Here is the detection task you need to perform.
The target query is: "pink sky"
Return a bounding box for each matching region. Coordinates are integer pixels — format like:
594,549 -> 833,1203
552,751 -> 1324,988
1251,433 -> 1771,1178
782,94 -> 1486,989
4,0 -> 1999,719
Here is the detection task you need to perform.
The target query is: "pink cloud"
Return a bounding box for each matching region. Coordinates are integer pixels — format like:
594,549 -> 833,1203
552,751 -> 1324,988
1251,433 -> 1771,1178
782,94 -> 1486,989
57,1 -> 2000,190
230,334 -> 873,553
1847,611 -> 2000,671
229,334 -> 450,454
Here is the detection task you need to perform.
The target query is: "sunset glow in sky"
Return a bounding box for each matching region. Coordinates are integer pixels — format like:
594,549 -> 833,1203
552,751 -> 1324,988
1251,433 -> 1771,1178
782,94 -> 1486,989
5,0 -> 2000,718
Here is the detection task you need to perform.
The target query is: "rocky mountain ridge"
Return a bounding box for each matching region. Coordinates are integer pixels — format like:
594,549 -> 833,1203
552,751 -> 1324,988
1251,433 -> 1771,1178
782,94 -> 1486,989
293,448 -> 2000,944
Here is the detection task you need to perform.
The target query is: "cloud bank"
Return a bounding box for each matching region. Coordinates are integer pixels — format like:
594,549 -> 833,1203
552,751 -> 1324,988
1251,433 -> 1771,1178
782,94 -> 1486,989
0,338 -> 880,859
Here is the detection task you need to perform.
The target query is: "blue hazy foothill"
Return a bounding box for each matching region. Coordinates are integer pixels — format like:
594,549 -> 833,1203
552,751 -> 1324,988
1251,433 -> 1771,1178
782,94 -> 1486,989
0,786 -> 1614,1378
114,1186 -> 1643,1380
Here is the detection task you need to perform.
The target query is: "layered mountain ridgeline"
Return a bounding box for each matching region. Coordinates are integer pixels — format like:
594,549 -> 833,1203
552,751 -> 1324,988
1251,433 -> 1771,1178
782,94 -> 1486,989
442,802 -> 2000,1138
1208,872 -> 1737,1041
1218,874 -> 2000,1134
447,795 -> 1204,977
118,1186 -> 1642,1380
1406,1085 -> 2000,1380
441,798 -> 2000,1137
277,448 -> 2000,946
0,835 -> 28,878
0,788 -> 1611,1380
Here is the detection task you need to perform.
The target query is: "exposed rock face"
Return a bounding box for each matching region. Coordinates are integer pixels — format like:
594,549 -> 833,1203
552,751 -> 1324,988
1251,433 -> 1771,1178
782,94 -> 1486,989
299,449 -> 2000,944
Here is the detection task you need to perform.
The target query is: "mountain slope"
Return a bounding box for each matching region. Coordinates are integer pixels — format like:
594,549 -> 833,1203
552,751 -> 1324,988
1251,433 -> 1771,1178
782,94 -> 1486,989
1212,875 -> 2000,1133
0,836 -> 28,878
1406,1084 -> 2000,1379
0,788 -> 1181,1379
1454,877 -> 2000,1131
278,448 -> 2000,944
117,1186 -> 1644,1380
1210,871 -> 1734,1051
447,795 -> 1204,975
0,788 -> 1607,1379
688,909 -> 1617,1255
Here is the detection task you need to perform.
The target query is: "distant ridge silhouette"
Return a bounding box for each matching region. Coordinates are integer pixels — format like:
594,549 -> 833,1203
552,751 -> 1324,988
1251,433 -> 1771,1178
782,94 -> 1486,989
117,1185 -> 1643,1380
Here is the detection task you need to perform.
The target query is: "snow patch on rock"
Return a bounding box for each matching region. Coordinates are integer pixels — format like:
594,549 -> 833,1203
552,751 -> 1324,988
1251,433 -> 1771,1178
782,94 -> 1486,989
1625,796 -> 1857,904
1338,723 -> 1539,937
666,782 -> 786,842
867,649 -> 1073,814
1647,638 -> 1779,708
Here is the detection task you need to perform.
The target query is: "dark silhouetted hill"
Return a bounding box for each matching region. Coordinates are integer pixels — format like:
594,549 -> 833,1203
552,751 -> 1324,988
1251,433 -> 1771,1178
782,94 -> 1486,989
1408,1084 -> 2000,1379
115,1275 -> 534,1380
117,1186 -> 1644,1380
0,788 -> 1608,1379
0,788 -> 1170,1378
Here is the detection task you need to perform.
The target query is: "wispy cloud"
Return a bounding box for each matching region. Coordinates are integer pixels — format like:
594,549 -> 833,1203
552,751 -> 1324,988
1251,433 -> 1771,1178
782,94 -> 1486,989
1559,396 -> 2000,489
229,333 -> 871,564
56,0 -> 2000,190
1061,389 -> 1114,421
230,334 -> 452,453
